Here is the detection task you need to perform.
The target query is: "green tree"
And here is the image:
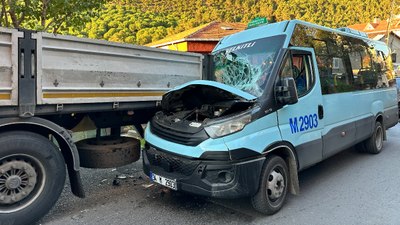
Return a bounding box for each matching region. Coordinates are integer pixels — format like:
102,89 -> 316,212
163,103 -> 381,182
3,0 -> 400,45
0,0 -> 105,33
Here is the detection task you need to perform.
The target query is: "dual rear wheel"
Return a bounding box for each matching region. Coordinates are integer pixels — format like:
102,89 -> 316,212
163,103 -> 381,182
0,131 -> 66,225
357,121 -> 384,154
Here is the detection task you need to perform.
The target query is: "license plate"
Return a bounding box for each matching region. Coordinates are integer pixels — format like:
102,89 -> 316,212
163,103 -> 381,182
150,172 -> 177,190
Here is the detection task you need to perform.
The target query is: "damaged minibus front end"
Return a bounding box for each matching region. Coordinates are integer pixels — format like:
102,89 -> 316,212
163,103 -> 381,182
143,80 -> 266,197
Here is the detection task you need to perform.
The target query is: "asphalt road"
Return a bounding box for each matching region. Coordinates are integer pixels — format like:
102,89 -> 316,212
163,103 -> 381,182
38,124 -> 400,225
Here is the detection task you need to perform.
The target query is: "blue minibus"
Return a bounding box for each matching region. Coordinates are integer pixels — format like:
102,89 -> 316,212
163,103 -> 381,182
143,20 -> 399,214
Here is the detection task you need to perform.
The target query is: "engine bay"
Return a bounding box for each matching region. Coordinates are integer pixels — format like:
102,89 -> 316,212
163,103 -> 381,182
153,83 -> 255,133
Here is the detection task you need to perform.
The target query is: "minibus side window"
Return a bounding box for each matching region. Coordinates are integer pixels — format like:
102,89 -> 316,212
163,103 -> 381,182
348,46 -> 375,90
280,56 -> 293,78
346,38 -> 392,89
374,50 -> 392,87
280,53 -> 314,97
291,23 -> 396,93
292,54 -> 314,96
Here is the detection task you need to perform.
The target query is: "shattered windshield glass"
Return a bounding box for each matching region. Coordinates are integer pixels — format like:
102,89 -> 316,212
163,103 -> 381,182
212,35 -> 285,97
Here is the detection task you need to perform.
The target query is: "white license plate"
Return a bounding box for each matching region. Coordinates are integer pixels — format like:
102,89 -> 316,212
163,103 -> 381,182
150,172 -> 177,190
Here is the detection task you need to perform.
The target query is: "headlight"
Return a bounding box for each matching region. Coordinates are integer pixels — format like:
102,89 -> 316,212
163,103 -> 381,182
204,110 -> 252,138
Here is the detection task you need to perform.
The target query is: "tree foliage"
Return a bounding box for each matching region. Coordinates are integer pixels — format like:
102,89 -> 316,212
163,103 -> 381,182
0,0 -> 104,33
1,0 -> 400,45
81,4 -> 175,44
83,0 -> 399,45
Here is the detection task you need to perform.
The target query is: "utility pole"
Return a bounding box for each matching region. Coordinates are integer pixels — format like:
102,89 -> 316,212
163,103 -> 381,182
386,0 -> 396,47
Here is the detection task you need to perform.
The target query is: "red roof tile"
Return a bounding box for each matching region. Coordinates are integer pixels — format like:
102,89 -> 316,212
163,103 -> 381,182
348,18 -> 400,34
348,23 -> 368,31
147,21 -> 246,47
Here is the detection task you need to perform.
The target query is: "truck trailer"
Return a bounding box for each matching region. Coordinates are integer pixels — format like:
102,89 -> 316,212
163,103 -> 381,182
0,27 -> 204,225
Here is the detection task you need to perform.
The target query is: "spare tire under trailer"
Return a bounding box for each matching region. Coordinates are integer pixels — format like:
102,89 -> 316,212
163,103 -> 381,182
76,136 -> 141,168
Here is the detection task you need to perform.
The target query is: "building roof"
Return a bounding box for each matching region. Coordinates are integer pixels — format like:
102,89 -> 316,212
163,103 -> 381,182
348,18 -> 400,37
147,21 -> 247,47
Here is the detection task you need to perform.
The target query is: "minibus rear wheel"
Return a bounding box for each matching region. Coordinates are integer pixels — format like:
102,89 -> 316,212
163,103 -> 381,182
363,121 -> 384,154
251,155 -> 288,215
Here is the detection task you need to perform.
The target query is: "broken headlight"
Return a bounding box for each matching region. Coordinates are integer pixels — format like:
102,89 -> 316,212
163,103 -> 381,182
204,110 -> 252,138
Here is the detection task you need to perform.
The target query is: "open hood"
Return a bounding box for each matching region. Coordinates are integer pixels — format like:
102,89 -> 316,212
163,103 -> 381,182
161,80 -> 257,111
152,80 -> 257,146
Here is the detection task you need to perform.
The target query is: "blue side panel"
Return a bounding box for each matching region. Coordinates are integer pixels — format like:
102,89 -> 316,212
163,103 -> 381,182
321,87 -> 397,157
144,124 -> 228,158
322,87 -> 397,134
222,112 -> 281,153
322,92 -> 357,130
275,46 -> 324,169
277,73 -> 324,168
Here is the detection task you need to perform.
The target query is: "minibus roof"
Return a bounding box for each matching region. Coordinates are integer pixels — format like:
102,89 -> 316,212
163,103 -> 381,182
213,20 -> 387,53
213,20 -> 290,52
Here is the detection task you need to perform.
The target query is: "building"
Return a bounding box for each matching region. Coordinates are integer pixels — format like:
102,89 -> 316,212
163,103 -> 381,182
146,21 -> 246,54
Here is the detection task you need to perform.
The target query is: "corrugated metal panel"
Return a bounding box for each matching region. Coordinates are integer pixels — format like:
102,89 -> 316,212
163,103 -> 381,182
33,32 -> 203,104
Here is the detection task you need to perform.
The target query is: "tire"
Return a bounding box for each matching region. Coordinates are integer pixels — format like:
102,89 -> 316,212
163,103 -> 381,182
362,121 -> 384,154
251,155 -> 289,215
76,136 -> 140,168
0,131 -> 66,225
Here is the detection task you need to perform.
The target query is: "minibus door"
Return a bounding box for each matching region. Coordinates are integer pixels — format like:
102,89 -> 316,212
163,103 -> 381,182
276,48 -> 324,169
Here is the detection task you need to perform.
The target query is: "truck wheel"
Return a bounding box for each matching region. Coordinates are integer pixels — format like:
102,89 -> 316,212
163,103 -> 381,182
0,131 -> 66,225
363,121 -> 384,154
251,155 -> 288,215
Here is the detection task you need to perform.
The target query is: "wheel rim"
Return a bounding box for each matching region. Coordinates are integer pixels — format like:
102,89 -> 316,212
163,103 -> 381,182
0,155 -> 45,213
266,168 -> 285,202
375,125 -> 383,150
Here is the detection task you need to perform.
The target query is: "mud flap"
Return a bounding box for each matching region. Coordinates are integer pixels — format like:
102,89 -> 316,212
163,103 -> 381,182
288,156 -> 300,195
383,123 -> 387,141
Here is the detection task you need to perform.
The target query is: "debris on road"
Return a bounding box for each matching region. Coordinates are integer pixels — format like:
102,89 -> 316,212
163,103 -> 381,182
142,183 -> 154,189
116,174 -> 127,179
160,188 -> 171,197
71,209 -> 89,220
112,179 -> 120,186
100,179 -> 108,183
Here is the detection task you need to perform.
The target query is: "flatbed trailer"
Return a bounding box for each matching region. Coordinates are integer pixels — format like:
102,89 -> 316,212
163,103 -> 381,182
0,27 -> 204,225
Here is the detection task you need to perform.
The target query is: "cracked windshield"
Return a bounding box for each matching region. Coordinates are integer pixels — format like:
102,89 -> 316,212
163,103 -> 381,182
213,35 -> 285,97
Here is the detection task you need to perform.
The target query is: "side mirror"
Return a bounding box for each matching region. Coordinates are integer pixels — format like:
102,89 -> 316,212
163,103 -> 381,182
276,77 -> 298,105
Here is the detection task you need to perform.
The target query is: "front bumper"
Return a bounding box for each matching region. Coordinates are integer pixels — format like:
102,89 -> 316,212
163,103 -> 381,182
142,145 -> 265,198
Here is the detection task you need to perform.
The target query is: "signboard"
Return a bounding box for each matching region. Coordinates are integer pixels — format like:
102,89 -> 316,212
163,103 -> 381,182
247,17 -> 268,29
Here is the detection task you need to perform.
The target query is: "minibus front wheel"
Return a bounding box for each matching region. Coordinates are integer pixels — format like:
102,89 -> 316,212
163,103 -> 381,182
251,154 -> 288,215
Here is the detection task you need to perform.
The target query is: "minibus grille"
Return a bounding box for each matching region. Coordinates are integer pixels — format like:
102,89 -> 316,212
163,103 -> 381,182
150,119 -> 208,146
146,146 -> 200,176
